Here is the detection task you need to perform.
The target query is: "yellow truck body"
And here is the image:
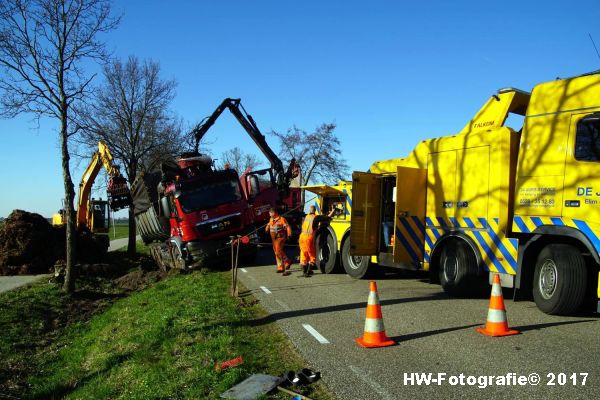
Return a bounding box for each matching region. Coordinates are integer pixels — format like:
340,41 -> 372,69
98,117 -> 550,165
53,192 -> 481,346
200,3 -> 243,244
306,71 -> 600,314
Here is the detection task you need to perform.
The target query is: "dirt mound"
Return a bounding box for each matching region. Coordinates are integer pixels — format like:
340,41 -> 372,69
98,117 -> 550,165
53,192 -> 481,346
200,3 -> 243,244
0,210 -> 60,275
113,268 -> 167,291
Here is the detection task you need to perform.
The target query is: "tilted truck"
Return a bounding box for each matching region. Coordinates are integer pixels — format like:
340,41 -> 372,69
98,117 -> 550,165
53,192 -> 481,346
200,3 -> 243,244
131,98 -> 301,270
306,71 -> 600,315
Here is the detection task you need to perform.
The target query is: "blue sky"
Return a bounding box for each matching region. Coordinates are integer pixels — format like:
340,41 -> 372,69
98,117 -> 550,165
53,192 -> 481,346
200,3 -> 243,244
1,0 -> 599,217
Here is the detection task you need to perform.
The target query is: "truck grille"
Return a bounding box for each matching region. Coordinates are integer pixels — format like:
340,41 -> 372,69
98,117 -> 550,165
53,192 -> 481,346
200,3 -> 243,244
195,212 -> 242,236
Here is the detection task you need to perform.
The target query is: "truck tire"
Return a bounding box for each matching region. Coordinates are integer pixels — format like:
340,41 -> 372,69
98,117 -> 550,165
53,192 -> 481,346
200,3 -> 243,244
438,238 -> 478,297
316,230 -> 338,274
533,244 -> 587,315
341,238 -> 370,279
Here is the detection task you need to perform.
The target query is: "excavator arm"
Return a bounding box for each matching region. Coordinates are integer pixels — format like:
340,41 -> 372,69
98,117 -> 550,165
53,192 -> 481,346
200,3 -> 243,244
76,141 -> 131,229
192,98 -> 299,197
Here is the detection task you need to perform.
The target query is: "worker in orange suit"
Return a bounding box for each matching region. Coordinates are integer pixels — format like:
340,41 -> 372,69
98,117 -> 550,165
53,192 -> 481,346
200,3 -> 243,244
299,205 -> 335,277
265,207 -> 292,275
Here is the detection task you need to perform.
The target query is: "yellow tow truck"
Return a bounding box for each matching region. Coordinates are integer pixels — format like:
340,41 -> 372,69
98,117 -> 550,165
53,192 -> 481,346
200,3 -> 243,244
53,140 -> 131,252
306,71 -> 600,315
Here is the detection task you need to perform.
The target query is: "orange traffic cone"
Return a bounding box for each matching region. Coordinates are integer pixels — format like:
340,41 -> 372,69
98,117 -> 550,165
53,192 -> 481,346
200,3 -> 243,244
476,274 -> 520,337
356,281 -> 396,348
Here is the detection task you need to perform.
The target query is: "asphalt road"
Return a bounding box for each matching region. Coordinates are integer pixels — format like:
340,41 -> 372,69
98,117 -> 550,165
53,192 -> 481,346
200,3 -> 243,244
0,275 -> 49,294
237,247 -> 600,400
108,237 -> 130,252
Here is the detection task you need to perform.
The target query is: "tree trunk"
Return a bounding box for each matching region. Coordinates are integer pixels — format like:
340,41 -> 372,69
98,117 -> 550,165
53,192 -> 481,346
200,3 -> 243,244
127,207 -> 137,256
60,114 -> 77,293
127,162 -> 137,256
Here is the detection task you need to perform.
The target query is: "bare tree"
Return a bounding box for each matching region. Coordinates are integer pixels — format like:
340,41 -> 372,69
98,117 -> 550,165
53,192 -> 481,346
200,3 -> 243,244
220,146 -> 262,174
0,0 -> 119,292
76,55 -> 181,255
270,122 -> 349,202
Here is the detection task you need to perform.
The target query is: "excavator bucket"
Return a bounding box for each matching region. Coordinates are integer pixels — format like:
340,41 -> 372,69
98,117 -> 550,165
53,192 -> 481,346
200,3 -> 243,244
107,176 -> 132,210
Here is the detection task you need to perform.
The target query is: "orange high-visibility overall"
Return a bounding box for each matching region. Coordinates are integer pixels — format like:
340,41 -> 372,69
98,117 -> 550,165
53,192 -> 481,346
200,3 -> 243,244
266,216 -> 292,272
299,214 -> 317,267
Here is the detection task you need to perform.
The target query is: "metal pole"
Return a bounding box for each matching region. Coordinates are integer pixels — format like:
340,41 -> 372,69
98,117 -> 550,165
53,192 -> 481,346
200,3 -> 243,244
230,236 -> 235,296
233,235 -> 241,297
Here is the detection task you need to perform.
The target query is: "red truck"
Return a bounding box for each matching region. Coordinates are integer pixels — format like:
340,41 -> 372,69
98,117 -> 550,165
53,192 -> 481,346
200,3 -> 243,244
132,98 -> 301,270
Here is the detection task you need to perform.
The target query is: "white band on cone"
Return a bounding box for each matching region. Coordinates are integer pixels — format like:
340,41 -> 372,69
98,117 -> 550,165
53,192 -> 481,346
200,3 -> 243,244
491,283 -> 503,297
486,308 -> 507,323
364,317 -> 385,333
368,291 -> 380,305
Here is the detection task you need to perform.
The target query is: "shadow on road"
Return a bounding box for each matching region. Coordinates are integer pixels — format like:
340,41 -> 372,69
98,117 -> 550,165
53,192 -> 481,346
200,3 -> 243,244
389,324 -> 481,342
225,292 -> 452,328
512,319 -> 598,332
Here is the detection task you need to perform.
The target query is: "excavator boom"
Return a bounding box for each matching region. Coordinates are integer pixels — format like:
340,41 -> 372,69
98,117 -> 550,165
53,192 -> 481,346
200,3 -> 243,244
76,141 -> 131,229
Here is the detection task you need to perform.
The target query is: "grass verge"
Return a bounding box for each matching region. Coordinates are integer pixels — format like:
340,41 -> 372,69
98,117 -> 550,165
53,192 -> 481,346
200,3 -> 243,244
1,269 -> 333,399
109,224 -> 129,240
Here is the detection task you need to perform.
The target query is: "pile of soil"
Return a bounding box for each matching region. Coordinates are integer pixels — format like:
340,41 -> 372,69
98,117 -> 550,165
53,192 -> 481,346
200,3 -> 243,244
0,209 -> 113,276
0,210 -> 62,275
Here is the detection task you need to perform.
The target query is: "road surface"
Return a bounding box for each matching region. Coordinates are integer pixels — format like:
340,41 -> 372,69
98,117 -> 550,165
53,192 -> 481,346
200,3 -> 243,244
0,275 -> 49,294
238,248 -> 600,400
108,236 -> 140,252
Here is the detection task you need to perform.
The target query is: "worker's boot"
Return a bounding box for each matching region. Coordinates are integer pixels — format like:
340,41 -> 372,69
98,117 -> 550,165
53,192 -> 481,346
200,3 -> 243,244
276,266 -> 284,273
301,264 -> 308,277
307,263 -> 315,277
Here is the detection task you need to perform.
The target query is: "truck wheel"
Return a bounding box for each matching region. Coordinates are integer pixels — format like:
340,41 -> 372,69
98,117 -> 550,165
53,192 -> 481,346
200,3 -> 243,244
341,238 -> 370,279
438,239 -> 478,297
172,245 -> 186,270
533,244 -> 587,315
150,245 -> 167,272
316,230 -> 338,274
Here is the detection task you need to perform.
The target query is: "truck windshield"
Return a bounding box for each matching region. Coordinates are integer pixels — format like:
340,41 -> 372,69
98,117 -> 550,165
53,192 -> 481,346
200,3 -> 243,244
178,179 -> 242,213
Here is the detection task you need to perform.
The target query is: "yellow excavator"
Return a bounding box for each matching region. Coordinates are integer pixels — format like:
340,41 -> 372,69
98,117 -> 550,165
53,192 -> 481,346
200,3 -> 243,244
53,141 -> 131,253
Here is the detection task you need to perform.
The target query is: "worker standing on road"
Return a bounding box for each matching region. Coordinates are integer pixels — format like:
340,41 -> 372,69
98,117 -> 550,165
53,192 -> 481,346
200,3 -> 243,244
266,207 -> 292,275
299,205 -> 335,277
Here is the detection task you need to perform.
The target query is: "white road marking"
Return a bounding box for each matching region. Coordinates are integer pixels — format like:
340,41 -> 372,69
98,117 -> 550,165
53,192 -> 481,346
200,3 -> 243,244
260,286 -> 272,294
240,268 -> 248,273
349,365 -> 394,400
276,299 -> 291,311
302,324 -> 330,344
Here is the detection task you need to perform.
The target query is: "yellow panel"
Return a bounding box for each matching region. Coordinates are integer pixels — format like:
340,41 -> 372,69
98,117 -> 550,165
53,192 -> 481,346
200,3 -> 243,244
527,74 -> 600,116
518,113 -> 570,177
426,151 -> 457,221
562,111 -> 600,224
455,146 -> 490,221
514,175 -> 564,217
302,185 -> 345,197
458,90 -> 529,135
350,172 -> 381,255
394,167 -> 426,264
370,158 -> 404,174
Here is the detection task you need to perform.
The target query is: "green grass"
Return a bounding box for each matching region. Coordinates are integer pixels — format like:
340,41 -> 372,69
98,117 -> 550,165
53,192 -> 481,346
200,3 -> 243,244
0,275 -> 123,397
109,224 -> 130,240
0,281 -> 66,395
1,271 -> 332,399
115,241 -> 149,255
